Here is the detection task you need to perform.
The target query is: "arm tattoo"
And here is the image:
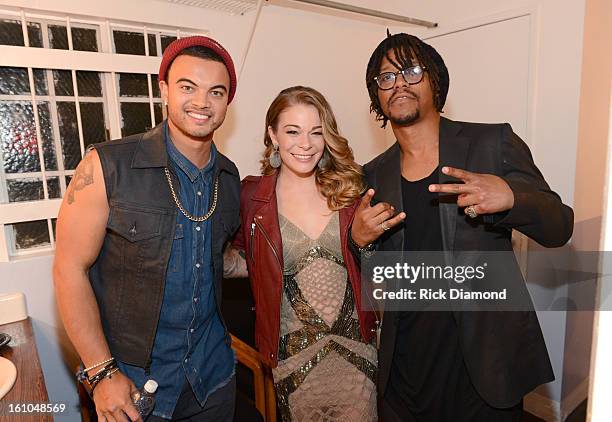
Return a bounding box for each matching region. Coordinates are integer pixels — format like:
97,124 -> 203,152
67,154 -> 94,205
223,246 -> 248,278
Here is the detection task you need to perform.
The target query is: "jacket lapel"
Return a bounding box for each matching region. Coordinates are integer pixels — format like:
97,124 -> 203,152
438,117 -> 471,253
251,172 -> 284,268
374,142 -> 404,252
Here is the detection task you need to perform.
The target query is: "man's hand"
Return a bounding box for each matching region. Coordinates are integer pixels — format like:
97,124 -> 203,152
428,166 -> 514,216
351,189 -> 406,247
93,371 -> 142,422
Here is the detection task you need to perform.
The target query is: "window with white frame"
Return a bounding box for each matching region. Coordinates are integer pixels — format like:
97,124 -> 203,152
0,7 -> 206,261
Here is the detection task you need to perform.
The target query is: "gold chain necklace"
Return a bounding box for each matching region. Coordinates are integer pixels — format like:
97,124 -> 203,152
164,167 -> 219,222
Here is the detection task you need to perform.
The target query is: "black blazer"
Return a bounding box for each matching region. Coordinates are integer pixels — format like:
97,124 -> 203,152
365,117 -> 573,408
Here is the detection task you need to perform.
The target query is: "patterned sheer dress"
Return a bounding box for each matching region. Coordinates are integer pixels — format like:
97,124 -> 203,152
273,212 -> 378,421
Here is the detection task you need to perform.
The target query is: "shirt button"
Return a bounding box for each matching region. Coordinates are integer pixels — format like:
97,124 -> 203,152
197,191 -> 202,196
195,226 -> 201,231
184,358 -> 188,363
190,328 -> 194,333
195,263 -> 201,268
194,297 -> 199,302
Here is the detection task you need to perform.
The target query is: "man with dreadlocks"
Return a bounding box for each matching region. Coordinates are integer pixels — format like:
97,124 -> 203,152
350,32 -> 573,421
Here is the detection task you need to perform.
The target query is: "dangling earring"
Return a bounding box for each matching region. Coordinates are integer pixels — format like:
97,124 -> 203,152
318,150 -> 330,169
270,144 -> 281,168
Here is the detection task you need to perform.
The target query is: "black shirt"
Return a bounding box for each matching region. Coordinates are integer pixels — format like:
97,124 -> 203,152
400,167 -> 443,253
386,168 -> 485,421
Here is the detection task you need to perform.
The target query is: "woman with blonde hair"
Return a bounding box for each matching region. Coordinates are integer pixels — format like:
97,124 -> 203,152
225,86 -> 378,421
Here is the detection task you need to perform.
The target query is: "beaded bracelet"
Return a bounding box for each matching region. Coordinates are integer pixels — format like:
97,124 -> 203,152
76,358 -> 119,397
84,357 -> 115,373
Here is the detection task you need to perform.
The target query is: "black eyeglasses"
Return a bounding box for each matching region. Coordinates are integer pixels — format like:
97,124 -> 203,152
373,65 -> 427,90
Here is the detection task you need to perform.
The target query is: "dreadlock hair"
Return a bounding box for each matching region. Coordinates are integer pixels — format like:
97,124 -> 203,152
365,31 -> 449,128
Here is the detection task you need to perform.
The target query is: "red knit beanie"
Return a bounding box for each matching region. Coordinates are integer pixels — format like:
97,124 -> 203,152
158,36 -> 237,104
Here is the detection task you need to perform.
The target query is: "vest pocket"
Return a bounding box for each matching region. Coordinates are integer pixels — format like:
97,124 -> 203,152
104,203 -> 171,345
108,204 -> 163,242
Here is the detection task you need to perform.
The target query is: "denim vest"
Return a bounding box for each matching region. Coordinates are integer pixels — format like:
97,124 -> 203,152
89,122 -> 240,372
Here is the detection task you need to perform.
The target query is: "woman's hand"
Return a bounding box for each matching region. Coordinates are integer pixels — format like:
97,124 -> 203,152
223,246 -> 248,278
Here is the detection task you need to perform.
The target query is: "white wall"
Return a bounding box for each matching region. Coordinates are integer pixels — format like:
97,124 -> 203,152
0,0 -> 588,420
579,0 -> 612,420
217,2 -> 392,176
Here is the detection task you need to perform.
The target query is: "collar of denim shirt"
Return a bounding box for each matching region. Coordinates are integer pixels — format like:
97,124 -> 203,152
164,120 -> 217,183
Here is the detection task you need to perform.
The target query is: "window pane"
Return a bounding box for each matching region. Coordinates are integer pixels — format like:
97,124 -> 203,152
151,75 -> 160,98
11,220 -> 50,250
57,101 -> 81,169
71,27 -> 98,52
0,101 -> 41,173
154,103 -> 163,125
47,176 -> 61,199
53,70 -> 74,96
51,218 -> 57,241
48,24 -> 69,50
65,175 -> 72,187
161,35 -> 177,53
27,22 -> 43,48
147,33 -> 157,56
0,19 -> 24,46
76,71 -> 102,97
6,178 -> 44,202
113,30 -> 145,55
0,67 -> 30,95
118,73 -> 149,97
37,101 -> 57,171
121,102 -> 153,136
33,68 -> 49,95
80,102 -> 107,148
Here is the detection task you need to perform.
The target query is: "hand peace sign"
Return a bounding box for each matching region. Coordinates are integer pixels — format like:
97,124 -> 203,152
428,166 -> 514,217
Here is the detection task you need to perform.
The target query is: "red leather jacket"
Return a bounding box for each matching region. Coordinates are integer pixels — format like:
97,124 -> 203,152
233,172 -> 377,368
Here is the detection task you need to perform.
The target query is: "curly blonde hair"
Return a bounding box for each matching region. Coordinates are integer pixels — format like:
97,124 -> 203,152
261,86 -> 365,210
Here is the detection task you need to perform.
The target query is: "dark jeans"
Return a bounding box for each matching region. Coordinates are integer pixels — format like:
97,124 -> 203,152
147,376 -> 235,422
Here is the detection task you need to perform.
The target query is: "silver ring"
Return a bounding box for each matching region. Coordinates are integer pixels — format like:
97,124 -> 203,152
380,222 -> 390,231
465,205 -> 478,219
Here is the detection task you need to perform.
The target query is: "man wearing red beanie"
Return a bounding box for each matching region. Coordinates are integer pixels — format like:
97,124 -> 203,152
54,36 -> 242,421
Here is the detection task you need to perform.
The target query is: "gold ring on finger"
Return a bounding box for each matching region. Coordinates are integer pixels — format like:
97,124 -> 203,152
380,222 -> 390,231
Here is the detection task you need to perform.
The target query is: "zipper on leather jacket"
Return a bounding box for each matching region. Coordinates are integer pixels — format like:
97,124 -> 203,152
249,222 -> 256,264
253,215 -> 282,269
253,214 -> 283,362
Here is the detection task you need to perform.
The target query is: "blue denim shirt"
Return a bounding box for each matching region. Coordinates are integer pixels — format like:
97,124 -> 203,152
117,123 -> 235,419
